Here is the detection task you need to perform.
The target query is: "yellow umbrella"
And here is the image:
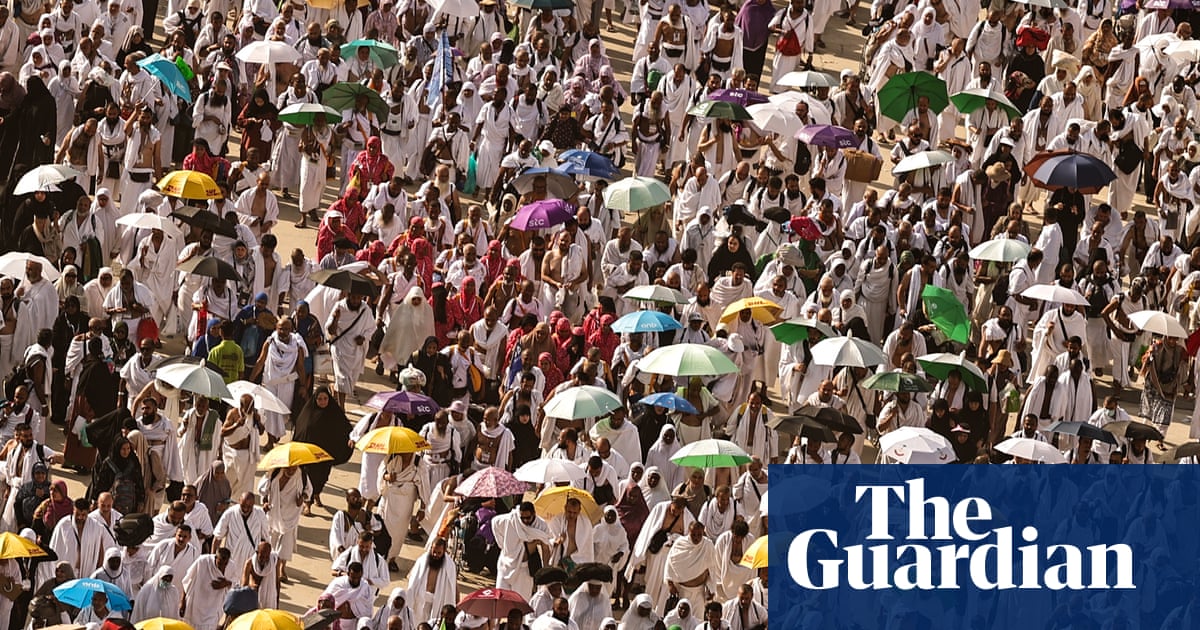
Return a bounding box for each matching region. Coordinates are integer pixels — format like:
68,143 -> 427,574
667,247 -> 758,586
355,426 -> 432,454
256,442 -> 333,471
157,170 -> 222,200
0,532 -> 46,559
533,486 -> 603,524
739,535 -> 768,569
227,610 -> 303,630
718,296 -> 783,325
136,619 -> 195,630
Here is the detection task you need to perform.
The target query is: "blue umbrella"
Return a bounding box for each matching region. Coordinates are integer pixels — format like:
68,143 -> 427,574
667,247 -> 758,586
640,392 -> 699,414
53,578 -> 133,611
137,53 -> 192,103
610,310 -> 683,334
556,149 -> 621,179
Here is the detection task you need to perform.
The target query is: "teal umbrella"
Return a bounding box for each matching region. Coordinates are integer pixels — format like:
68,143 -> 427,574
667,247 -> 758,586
921,284 -> 970,344
604,176 -> 671,211
138,53 -> 192,103
340,39 -> 400,69
950,88 -> 1022,120
877,72 -> 949,122
687,100 -> 753,121
322,82 -> 389,118
278,103 -> 343,126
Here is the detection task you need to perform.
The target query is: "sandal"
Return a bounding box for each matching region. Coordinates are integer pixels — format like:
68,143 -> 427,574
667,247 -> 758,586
301,502 -> 312,517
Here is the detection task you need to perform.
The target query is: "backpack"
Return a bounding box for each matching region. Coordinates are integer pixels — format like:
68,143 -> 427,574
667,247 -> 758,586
3,353 -> 38,401
109,461 -> 140,514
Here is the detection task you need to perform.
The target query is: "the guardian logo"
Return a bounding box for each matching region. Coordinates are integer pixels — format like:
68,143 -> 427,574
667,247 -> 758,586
787,479 -> 1136,591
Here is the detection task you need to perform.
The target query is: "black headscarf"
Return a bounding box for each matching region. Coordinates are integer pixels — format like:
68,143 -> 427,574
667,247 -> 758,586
17,77 -> 56,167
706,234 -> 757,281
78,339 -> 119,418
409,335 -> 452,406
292,386 -> 353,464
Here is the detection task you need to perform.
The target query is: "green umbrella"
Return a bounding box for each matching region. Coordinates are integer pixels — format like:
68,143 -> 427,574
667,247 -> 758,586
860,371 -> 934,393
669,439 -> 752,468
687,100 -> 753,121
322,82 -> 389,118
638,343 -> 739,377
770,317 -> 837,345
877,72 -> 949,122
921,284 -> 970,344
542,385 -> 623,420
916,352 -> 987,391
604,176 -> 671,211
949,88 -> 1022,120
278,103 -> 343,126
340,39 -> 400,69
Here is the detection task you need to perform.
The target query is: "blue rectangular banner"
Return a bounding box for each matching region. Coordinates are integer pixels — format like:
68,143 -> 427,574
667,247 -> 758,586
768,465 -> 1199,629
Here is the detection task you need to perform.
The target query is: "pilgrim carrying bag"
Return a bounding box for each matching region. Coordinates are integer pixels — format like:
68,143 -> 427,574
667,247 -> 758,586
844,148 -> 882,182
1114,138 -> 1142,174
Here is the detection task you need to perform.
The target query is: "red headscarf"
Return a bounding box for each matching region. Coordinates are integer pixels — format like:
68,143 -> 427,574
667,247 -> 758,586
448,277 -> 483,331
587,314 -> 619,363
350,136 -> 394,191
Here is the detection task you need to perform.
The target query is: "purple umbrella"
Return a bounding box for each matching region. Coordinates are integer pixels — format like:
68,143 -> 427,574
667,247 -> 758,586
511,199 -> 576,231
365,390 -> 440,416
1142,0 -> 1198,8
795,124 -> 859,148
707,88 -> 769,106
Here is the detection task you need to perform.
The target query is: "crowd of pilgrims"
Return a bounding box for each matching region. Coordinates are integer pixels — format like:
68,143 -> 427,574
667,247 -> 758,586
8,0 -> 1200,626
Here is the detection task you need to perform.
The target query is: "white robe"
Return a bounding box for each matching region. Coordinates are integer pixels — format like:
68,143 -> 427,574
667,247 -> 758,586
547,513 -> 595,565
326,298 -> 377,394
259,331 -> 305,439
212,505 -> 269,576
404,552 -> 459,623
49,517 -> 108,581
492,510 -> 553,598
131,567 -> 181,623
257,469 -> 311,561
626,502 -> 695,614
1028,308 -> 1088,385
182,554 -> 237,630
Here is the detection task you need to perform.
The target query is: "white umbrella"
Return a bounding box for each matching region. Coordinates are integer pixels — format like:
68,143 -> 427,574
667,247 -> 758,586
767,91 -> 804,107
1019,283 -> 1089,306
995,437 -> 1068,464
156,361 -> 232,399
892,150 -> 954,175
746,103 -> 801,138
429,0 -> 478,17
0,252 -> 60,281
1165,40 -> 1200,63
115,213 -> 183,238
542,385 -> 623,420
14,164 -> 82,195
1129,310 -> 1188,339
968,238 -> 1031,263
878,427 -> 956,464
222,380 -> 290,414
809,333 -> 886,368
622,284 -> 688,304
1134,32 -> 1178,53
776,70 -> 838,88
236,40 -> 301,65
514,459 -> 587,484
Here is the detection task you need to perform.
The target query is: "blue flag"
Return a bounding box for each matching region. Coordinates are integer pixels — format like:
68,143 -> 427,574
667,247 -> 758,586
427,30 -> 452,110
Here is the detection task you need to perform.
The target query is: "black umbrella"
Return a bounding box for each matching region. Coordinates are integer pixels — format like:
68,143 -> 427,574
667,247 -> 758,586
574,562 -> 614,583
791,404 -> 863,434
302,609 -> 340,630
1048,421 -> 1119,445
1103,420 -> 1165,442
767,415 -> 838,442
112,513 -> 154,547
310,269 -> 380,297
762,206 -> 791,224
177,255 -> 239,282
1167,442 -> 1200,461
170,206 -> 239,238
534,567 -> 568,586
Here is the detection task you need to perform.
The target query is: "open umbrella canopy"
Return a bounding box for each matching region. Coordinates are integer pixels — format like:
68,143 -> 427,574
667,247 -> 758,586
995,437 -> 1067,463
1164,39 -> 1200,63
512,0 -> 576,8
950,88 -> 1022,119
769,317 -> 837,345
878,72 -> 949,122
1129,310 -> 1188,338
788,404 -> 863,434
861,370 -> 934,393
916,352 -> 987,391
178,255 -> 239,282
429,0 -> 480,16
0,531 -> 47,559
171,206 -> 239,238
355,426 -> 432,454
1047,421 -> 1119,445
638,343 -> 739,376
777,70 -> 838,88
740,535 -> 768,569
1023,150 -> 1117,194
510,199 -> 577,231
14,164 -> 83,195
746,102 -> 802,137
604,176 -> 671,211
137,53 -> 192,103
533,486 -> 603,523
707,88 -> 769,106
309,269 -> 379,297
224,380 -> 290,414
515,459 -> 587,484
557,149 -> 621,179
638,392 -> 698,414
922,284 -> 971,344
277,102 -> 342,126
454,467 -> 528,498
688,100 -> 752,120
892,149 -> 954,174
669,439 -> 752,468
719,296 -> 783,325
622,284 -> 688,304
1166,441 -> 1200,461
53,578 -> 133,611
364,390 -> 440,416
511,168 -> 580,198
227,610 -> 303,630
257,442 -> 333,470
322,82 -> 389,117
878,427 -> 955,464
339,39 -> 399,68
1103,420 -> 1165,441
0,252 -> 59,281
458,588 -> 533,619
795,124 -> 858,148
136,619 -> 194,630
1019,283 -> 1089,306
767,415 -> 839,442
158,170 -> 222,200
610,310 -> 682,333
969,238 -> 1031,263
810,333 -> 886,367
115,212 -> 183,238
156,361 -> 231,398
543,385 -> 624,419
236,40 -> 301,65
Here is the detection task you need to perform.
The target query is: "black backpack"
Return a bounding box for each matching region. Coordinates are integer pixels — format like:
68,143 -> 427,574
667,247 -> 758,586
3,354 -> 36,401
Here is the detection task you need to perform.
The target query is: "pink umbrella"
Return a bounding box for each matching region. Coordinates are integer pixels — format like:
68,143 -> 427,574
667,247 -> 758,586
455,466 -> 529,498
